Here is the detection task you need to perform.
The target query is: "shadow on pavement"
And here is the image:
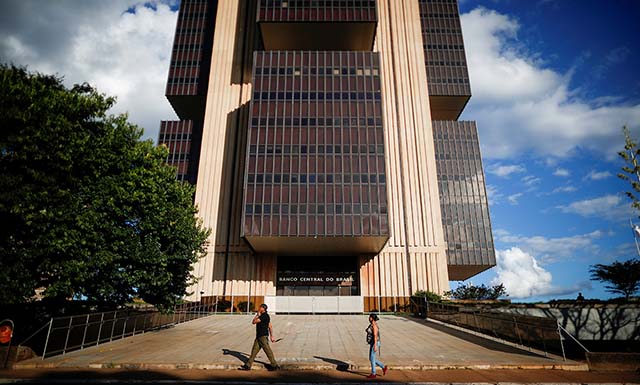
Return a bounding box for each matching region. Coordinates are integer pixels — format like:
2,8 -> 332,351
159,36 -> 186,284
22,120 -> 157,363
404,316 -> 553,359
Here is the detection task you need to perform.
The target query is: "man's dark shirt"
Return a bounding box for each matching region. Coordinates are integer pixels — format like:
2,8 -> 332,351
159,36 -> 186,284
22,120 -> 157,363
256,312 -> 270,338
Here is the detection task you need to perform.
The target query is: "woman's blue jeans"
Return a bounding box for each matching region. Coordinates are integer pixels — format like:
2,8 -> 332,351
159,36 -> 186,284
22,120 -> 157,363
369,341 -> 385,374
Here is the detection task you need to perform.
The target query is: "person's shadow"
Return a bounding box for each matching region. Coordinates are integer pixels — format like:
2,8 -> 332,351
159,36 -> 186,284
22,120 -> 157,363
222,349 -> 268,367
313,355 -> 366,376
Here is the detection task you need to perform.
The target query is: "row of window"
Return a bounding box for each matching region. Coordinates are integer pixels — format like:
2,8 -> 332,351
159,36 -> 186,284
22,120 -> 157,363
253,91 -> 381,100
160,132 -> 193,141
435,153 -> 480,161
424,13 -> 459,18
255,67 -> 379,76
172,43 -> 202,51
167,77 -> 199,85
245,203 -> 388,215
261,0 -> 376,8
249,144 -> 384,155
427,60 -> 466,67
425,44 -> 464,50
247,173 -> 387,184
170,60 -> 203,68
167,153 -> 190,161
250,117 -> 383,127
428,77 -> 469,84
423,28 -> 462,35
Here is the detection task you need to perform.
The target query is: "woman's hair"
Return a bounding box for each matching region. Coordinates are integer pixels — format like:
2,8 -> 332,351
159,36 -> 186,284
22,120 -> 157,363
369,313 -> 379,321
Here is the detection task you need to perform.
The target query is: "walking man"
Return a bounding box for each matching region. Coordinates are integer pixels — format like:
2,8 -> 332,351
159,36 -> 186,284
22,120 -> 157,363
239,303 -> 280,371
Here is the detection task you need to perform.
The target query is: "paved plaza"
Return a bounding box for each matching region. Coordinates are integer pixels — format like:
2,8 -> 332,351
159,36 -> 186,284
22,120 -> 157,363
15,314 -> 585,370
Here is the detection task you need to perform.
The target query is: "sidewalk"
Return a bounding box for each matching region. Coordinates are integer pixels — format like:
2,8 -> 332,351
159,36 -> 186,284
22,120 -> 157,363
15,314 -> 585,371
1,368 -> 639,384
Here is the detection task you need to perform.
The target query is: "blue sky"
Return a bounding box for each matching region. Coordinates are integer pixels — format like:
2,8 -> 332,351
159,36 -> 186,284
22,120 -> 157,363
456,0 -> 640,301
1,1 -> 639,301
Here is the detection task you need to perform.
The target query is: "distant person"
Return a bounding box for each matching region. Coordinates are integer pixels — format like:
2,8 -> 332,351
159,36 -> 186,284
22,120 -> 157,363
239,304 -> 280,371
365,313 -> 388,379
576,292 -> 585,301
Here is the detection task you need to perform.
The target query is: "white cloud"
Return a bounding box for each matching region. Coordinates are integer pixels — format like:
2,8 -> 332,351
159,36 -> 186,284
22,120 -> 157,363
492,247 -> 551,298
485,184 -> 503,205
507,192 -> 523,205
487,163 -> 526,177
585,170 -> 613,180
491,247 -> 580,298
495,229 -> 603,263
521,175 -> 541,190
550,185 -> 577,194
553,168 -> 570,177
0,1 -> 178,141
460,8 -> 640,160
557,194 -> 632,222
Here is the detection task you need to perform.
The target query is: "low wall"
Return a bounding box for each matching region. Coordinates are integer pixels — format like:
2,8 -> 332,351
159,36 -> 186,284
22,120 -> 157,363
494,304 -> 640,341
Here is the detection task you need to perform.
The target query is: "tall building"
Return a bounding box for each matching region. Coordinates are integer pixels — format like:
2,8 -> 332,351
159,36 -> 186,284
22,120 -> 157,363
159,0 -> 495,313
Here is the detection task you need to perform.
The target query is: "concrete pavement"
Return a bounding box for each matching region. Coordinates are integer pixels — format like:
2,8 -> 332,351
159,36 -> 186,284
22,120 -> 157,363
14,314 -> 585,371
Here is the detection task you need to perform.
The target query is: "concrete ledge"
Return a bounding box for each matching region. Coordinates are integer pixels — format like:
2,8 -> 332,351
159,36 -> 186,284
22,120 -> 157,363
586,352 -> 640,371
13,360 -> 590,371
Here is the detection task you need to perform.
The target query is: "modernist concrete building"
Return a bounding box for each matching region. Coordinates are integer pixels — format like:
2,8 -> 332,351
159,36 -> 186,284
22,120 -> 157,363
159,0 -> 495,313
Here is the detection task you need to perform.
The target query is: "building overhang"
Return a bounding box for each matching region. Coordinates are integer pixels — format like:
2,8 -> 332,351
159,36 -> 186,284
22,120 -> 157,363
244,235 -> 389,256
259,22 -> 376,51
447,264 -> 495,281
429,95 -> 471,121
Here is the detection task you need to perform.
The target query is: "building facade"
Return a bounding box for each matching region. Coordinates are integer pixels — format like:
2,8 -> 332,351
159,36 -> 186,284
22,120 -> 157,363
159,0 -> 495,313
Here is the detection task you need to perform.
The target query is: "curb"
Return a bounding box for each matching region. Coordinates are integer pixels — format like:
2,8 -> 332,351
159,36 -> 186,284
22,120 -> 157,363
12,362 -> 590,371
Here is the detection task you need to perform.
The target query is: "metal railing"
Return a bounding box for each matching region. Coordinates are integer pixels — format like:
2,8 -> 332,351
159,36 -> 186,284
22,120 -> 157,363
19,302 -> 217,359
410,297 -> 575,359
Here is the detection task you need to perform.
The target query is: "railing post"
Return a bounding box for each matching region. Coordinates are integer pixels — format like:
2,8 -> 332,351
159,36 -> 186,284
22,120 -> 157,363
557,321 -> 566,361
109,312 -> 117,342
62,316 -> 73,356
41,318 -> 53,360
121,316 -> 128,339
142,312 -> 148,333
80,314 -> 90,350
95,313 -> 105,346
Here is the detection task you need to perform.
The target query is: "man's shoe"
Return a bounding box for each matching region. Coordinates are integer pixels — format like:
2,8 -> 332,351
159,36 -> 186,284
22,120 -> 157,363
268,364 -> 281,371
366,374 -> 377,379
383,365 -> 388,375
238,364 -> 250,371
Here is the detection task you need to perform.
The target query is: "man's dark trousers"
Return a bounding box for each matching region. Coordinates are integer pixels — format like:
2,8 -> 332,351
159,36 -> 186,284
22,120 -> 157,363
246,336 -> 278,368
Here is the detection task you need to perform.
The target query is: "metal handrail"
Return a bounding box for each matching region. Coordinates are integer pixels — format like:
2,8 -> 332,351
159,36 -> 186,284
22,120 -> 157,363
556,322 -> 589,361
33,301 -> 216,359
409,297 -> 565,359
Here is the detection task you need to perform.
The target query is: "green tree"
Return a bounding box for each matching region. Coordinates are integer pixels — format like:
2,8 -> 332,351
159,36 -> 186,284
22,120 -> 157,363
445,283 -> 507,300
0,65 -> 209,309
618,125 -> 640,213
589,259 -> 640,300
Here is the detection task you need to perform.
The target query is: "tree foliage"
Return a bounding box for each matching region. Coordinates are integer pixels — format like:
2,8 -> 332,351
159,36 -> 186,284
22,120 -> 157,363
445,283 -> 507,300
0,65 -> 209,309
618,125 -> 640,213
590,259 -> 640,300
413,290 -> 442,303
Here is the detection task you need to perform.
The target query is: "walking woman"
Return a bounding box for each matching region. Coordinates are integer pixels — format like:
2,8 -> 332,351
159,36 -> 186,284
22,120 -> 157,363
365,313 -> 388,379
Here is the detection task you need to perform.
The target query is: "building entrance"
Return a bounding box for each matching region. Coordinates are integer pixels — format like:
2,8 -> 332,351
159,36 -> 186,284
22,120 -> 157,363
269,255 -> 363,313
275,255 -> 359,296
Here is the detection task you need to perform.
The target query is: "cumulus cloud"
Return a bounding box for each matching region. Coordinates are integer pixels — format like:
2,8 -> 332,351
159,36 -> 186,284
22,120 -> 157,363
460,8 -> 640,160
491,247 -> 584,298
495,228 -> 603,263
492,247 -> 551,298
585,170 -> 613,180
553,168 -> 570,177
0,1 -> 178,141
557,194 -> 632,222
487,163 -> 526,177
